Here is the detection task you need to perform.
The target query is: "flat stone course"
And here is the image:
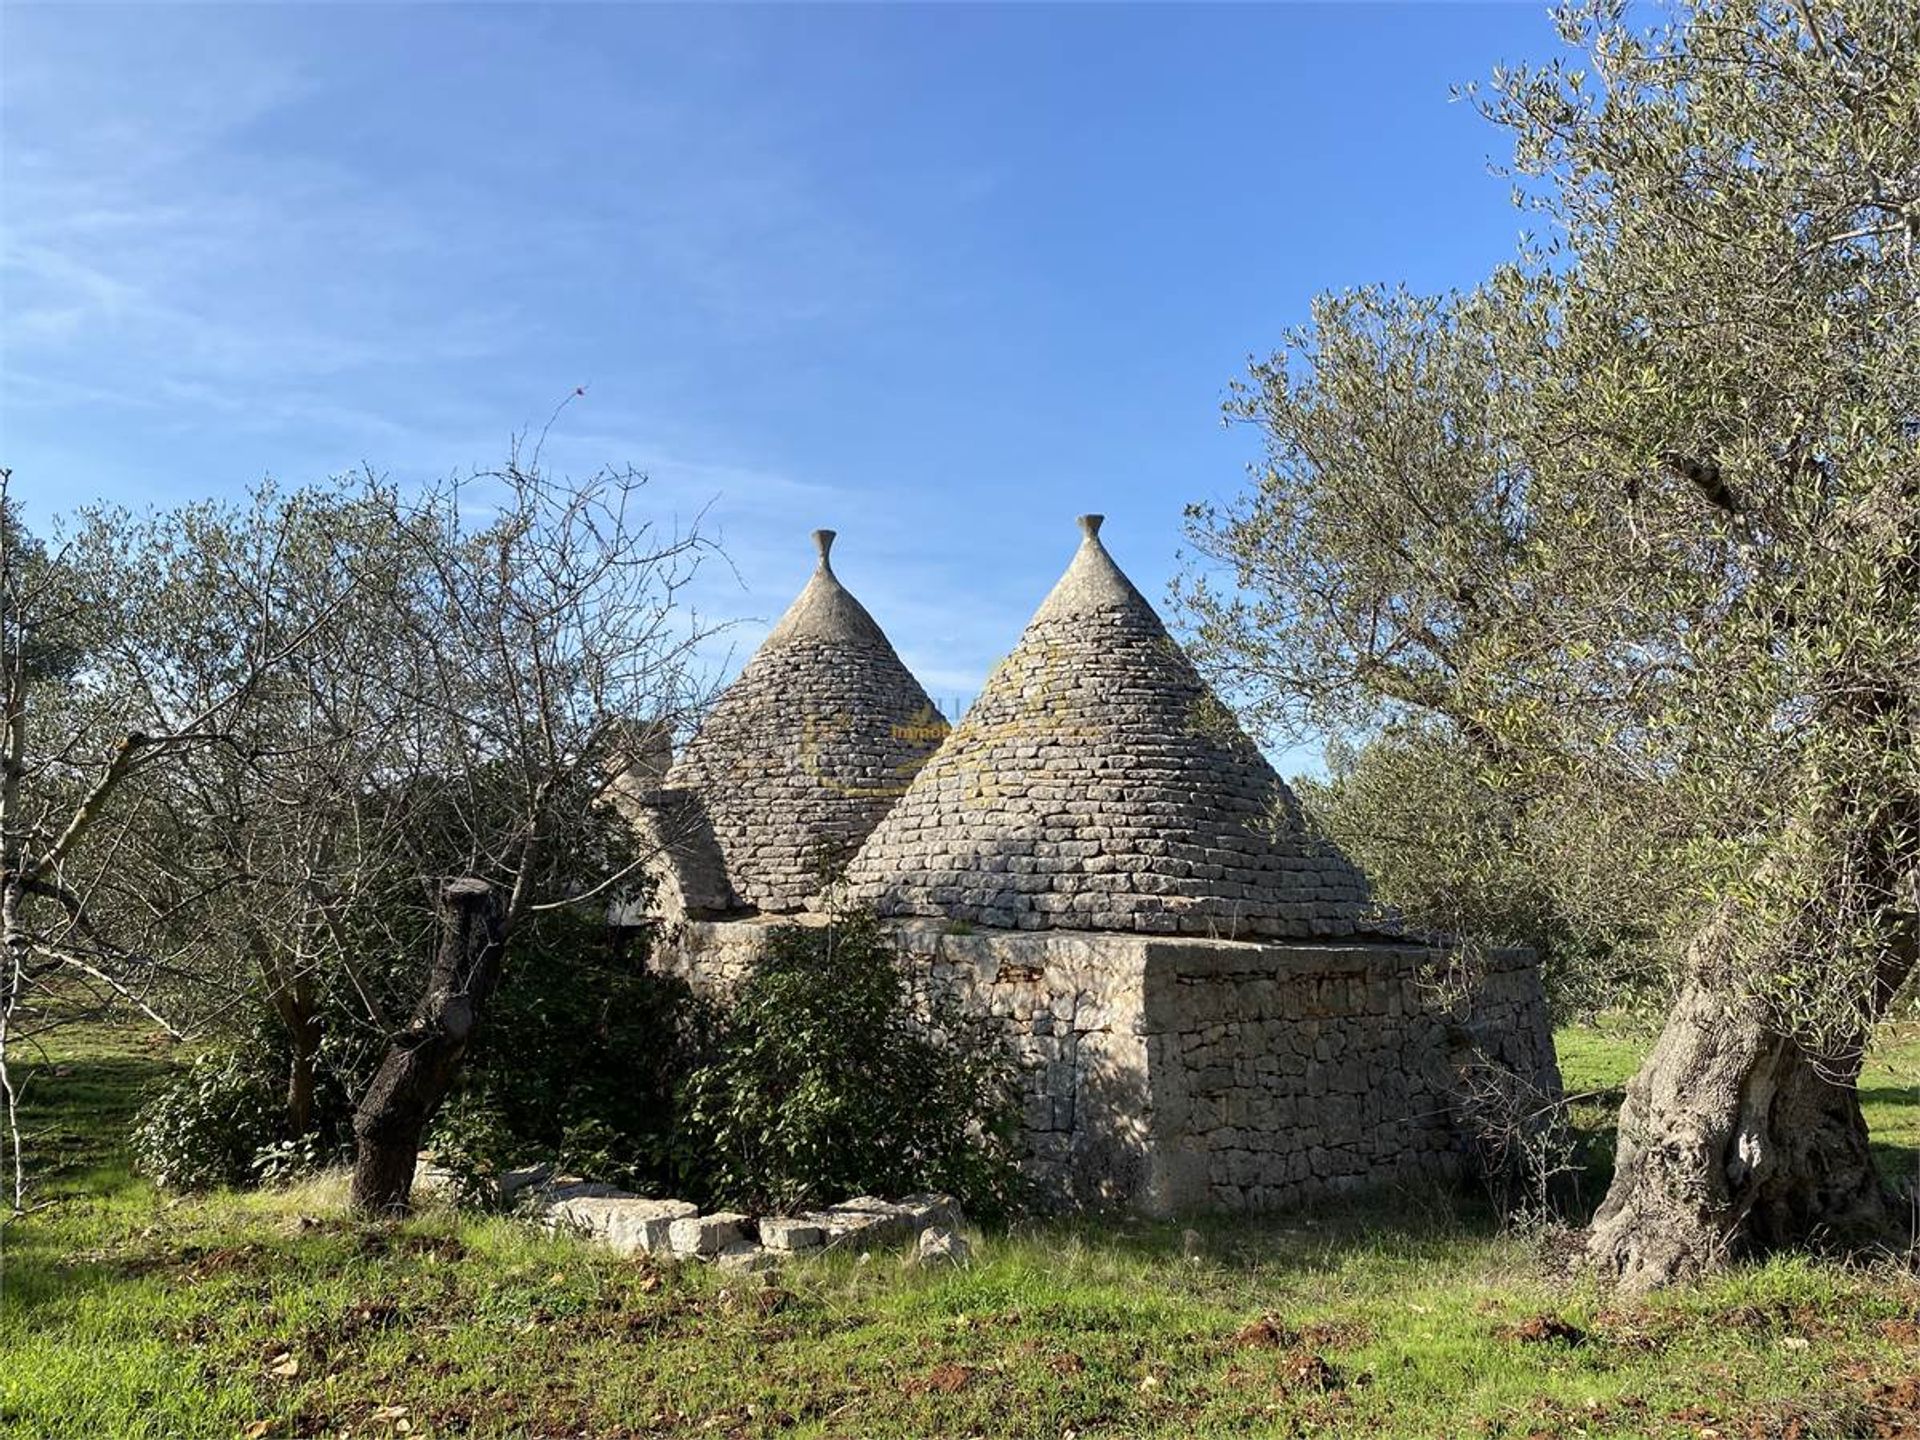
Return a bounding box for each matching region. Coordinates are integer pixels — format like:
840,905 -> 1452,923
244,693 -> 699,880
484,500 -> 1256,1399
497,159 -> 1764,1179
758,1218 -> 828,1253
668,1212 -> 753,1257
517,1185 -> 967,1267
545,1196 -> 698,1256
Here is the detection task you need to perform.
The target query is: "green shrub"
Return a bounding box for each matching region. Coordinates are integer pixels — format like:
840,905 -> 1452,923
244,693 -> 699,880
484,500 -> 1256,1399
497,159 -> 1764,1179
678,908 -> 1025,1218
427,912 -> 711,1200
131,1049 -> 284,1191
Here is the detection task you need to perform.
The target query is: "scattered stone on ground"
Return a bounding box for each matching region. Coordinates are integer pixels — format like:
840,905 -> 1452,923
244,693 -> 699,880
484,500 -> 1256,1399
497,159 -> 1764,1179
545,1196 -> 698,1256
415,1155 -> 559,1207
758,1217 -> 827,1253
897,1194 -> 965,1230
511,1182 -> 966,1267
913,1225 -> 971,1267
539,1176 -> 632,1205
497,1165 -> 554,1204
805,1199 -> 916,1248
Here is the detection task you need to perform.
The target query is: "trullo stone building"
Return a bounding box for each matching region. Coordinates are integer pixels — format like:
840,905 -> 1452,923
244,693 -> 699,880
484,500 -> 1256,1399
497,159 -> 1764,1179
637,519 -> 1559,1213
625,529 -> 948,919
835,514 -> 1374,939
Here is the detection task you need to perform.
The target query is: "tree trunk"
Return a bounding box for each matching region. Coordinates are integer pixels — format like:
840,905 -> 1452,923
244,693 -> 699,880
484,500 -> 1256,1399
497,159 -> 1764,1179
1587,884 -> 1913,1291
287,1014 -> 318,1137
350,878 -> 506,1215
268,969 -> 322,1138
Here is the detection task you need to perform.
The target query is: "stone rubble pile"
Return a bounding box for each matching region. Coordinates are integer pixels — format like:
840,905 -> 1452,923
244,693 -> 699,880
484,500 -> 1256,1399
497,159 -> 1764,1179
542,1189 -> 965,1271
417,1158 -> 965,1270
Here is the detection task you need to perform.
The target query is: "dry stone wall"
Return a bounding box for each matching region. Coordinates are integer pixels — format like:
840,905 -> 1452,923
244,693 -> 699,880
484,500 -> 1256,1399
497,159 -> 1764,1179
656,918 -> 1559,1213
1143,942 -> 1557,1211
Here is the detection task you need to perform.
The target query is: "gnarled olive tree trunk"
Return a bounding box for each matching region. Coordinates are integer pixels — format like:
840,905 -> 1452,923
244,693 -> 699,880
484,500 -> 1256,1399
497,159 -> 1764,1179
1588,839 -> 1917,1291
350,878 -> 505,1215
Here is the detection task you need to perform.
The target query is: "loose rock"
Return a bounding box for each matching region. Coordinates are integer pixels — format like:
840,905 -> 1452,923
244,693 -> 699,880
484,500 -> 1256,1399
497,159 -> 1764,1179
758,1218 -> 827,1253
913,1225 -> 972,1267
668,1212 -> 752,1258
546,1196 -> 697,1256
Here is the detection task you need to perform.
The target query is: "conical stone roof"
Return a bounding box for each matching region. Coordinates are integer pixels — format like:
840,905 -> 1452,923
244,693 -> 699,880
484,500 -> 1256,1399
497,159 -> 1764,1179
837,515 -> 1380,939
664,530 -> 948,913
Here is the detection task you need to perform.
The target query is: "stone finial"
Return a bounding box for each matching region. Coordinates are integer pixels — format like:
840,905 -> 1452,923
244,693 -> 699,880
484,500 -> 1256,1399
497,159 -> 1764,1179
813,529 -> 837,571
1077,514 -> 1105,541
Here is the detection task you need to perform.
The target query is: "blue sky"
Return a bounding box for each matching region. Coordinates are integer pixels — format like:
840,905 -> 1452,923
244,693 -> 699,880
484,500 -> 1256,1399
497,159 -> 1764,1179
2,2 -> 1569,772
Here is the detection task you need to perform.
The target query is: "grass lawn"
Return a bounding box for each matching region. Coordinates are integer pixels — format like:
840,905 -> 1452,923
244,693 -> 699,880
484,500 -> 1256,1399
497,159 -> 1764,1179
4,1019 -> 1920,1439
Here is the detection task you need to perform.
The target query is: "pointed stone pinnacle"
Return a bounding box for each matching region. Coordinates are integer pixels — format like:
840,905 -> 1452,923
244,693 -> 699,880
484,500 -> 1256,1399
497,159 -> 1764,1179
1077,514 -> 1105,540
812,528 -> 837,570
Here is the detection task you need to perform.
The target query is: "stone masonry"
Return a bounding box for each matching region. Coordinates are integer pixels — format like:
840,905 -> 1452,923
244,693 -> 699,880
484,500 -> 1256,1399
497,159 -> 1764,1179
657,530 -> 948,914
639,516 -> 1562,1213
833,516 -> 1375,939
657,917 -> 1560,1212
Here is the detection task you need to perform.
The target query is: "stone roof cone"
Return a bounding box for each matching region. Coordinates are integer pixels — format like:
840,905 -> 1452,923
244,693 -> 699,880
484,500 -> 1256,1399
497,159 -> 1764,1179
663,529 -> 948,913
837,515 -> 1380,938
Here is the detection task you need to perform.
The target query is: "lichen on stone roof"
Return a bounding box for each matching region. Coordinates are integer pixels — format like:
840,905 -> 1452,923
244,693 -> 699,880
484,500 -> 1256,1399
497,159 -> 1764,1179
663,529 -> 948,914
834,515 -> 1382,940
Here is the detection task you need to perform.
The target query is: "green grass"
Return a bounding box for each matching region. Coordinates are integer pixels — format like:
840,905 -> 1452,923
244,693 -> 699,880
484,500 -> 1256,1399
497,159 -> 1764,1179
4,1021 -> 1920,1438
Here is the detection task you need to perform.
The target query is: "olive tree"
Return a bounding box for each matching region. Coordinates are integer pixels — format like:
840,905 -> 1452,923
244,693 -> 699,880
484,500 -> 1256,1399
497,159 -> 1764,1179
1183,0 -> 1919,1287
1297,726 -> 1675,1017
0,471 -> 353,1215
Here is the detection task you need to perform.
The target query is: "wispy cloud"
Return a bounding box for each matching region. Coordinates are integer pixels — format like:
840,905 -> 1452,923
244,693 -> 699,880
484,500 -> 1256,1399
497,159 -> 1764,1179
0,4 -> 1151,711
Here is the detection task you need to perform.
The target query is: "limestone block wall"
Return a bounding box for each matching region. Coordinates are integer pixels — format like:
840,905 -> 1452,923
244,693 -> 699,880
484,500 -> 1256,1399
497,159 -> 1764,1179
1141,942 -> 1559,1212
654,919 -> 1559,1214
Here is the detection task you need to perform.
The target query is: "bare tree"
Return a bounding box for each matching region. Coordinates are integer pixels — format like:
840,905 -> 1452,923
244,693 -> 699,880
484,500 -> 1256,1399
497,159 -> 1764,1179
334,457 -> 715,1213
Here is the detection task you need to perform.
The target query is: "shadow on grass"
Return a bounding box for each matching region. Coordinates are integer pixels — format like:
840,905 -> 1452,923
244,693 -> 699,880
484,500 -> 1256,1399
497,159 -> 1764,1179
17,1052 -> 173,1192
1862,1085 -> 1920,1189
2,1036 -> 179,1321
1008,1182 -> 1522,1281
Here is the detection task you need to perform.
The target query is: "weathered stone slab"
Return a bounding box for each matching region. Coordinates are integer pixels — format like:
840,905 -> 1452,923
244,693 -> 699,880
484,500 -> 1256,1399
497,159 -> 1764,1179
539,1177 -> 632,1206
413,1154 -> 459,1203
498,1165 -> 556,1204
806,1202 -> 914,1249
758,1217 -> 827,1253
546,1196 -> 697,1255
668,1212 -> 752,1257
913,1225 -> 972,1267
896,1193 -> 964,1231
